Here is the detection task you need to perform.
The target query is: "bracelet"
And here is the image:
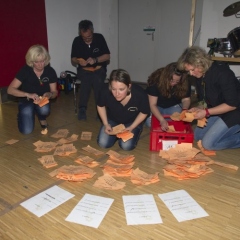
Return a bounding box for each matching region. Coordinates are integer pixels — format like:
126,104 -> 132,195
205,108 -> 210,117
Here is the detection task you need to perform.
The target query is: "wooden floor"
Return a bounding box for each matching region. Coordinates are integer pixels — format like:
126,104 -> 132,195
0,89 -> 240,240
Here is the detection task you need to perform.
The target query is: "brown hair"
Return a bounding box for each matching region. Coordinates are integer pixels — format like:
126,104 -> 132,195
147,62 -> 189,98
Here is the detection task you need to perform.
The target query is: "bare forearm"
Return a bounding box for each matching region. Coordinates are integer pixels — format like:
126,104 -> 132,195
182,97 -> 191,109
150,105 -> 165,122
128,113 -> 147,131
7,87 -> 28,98
71,57 -> 78,67
96,54 -> 110,63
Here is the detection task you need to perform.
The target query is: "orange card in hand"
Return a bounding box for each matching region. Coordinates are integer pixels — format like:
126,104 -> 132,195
116,130 -> 134,142
34,96 -> 49,107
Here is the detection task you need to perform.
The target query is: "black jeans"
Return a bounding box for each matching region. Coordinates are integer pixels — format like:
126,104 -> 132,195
77,67 -> 106,109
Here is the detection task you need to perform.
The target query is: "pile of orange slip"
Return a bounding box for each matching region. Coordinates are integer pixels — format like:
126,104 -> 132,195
56,134 -> 79,145
93,174 -> 126,190
101,161 -> 134,177
160,143 -> 214,180
82,145 -> 105,156
49,165 -> 96,182
106,150 -> 135,164
131,168 -> 160,185
100,150 -> 135,177
75,155 -> 99,168
33,140 -> 58,152
38,155 -> 58,168
53,143 -> 77,156
51,129 -> 70,138
116,130 -> 134,142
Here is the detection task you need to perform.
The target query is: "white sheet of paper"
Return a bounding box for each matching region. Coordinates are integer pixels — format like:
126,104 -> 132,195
122,194 -> 162,225
65,193 -> 114,228
162,140 -> 178,150
20,185 -> 75,217
158,190 -> 209,222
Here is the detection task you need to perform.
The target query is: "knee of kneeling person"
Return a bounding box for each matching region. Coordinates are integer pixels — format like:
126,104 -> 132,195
119,141 -> 136,151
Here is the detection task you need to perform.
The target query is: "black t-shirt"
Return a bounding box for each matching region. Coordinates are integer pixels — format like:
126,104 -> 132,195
15,65 -> 58,101
71,33 -> 110,69
97,84 -> 150,124
196,61 -> 240,127
146,82 -> 191,108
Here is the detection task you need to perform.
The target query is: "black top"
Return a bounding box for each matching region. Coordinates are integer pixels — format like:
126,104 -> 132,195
15,65 -> 58,102
146,82 -> 191,108
97,84 -> 150,124
196,61 -> 240,127
71,33 -> 110,70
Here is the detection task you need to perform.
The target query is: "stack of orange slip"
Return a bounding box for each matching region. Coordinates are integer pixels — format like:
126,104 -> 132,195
51,129 -> 69,138
38,155 -> 58,168
82,145 -> 105,156
33,140 -> 58,152
116,130 -> 134,142
109,124 -> 125,135
75,155 -> 99,168
56,134 -> 79,145
160,143 -> 214,180
103,150 -> 135,176
131,168 -> 160,185
163,163 -> 214,180
93,174 -> 126,190
49,165 -> 96,182
106,150 -> 135,164
101,160 -> 134,177
53,143 -> 77,156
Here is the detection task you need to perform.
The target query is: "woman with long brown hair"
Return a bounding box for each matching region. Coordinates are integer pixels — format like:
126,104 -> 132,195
146,62 -> 191,130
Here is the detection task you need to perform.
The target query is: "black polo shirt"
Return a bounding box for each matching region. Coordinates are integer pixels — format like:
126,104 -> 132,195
15,65 -> 57,101
71,33 -> 110,69
97,84 -> 150,124
146,83 -> 191,108
196,61 -> 240,127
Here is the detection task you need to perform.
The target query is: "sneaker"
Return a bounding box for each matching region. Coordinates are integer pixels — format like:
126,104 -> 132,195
78,107 -> 86,120
41,128 -> 48,135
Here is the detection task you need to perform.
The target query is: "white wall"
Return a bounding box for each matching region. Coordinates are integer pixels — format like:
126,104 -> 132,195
44,0 -> 118,77
45,0 -> 240,79
118,0 -> 203,83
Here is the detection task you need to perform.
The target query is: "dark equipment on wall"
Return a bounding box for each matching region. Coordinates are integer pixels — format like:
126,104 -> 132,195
223,1 -> 240,17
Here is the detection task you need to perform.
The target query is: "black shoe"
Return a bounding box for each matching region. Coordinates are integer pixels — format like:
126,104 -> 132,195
78,107 -> 86,120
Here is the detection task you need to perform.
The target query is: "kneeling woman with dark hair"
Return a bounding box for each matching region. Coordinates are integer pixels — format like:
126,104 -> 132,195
97,69 -> 150,151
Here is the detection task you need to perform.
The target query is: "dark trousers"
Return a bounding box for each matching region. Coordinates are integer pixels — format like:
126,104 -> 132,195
77,67 -> 106,109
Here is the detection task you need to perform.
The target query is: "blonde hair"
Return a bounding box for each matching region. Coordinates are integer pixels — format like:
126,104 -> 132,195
177,46 -> 212,74
25,44 -> 51,67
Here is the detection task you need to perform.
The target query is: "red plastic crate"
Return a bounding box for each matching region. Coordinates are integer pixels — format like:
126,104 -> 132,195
150,115 -> 194,151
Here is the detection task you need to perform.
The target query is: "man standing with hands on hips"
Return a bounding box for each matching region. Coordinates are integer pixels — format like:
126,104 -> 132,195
71,20 -> 110,120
